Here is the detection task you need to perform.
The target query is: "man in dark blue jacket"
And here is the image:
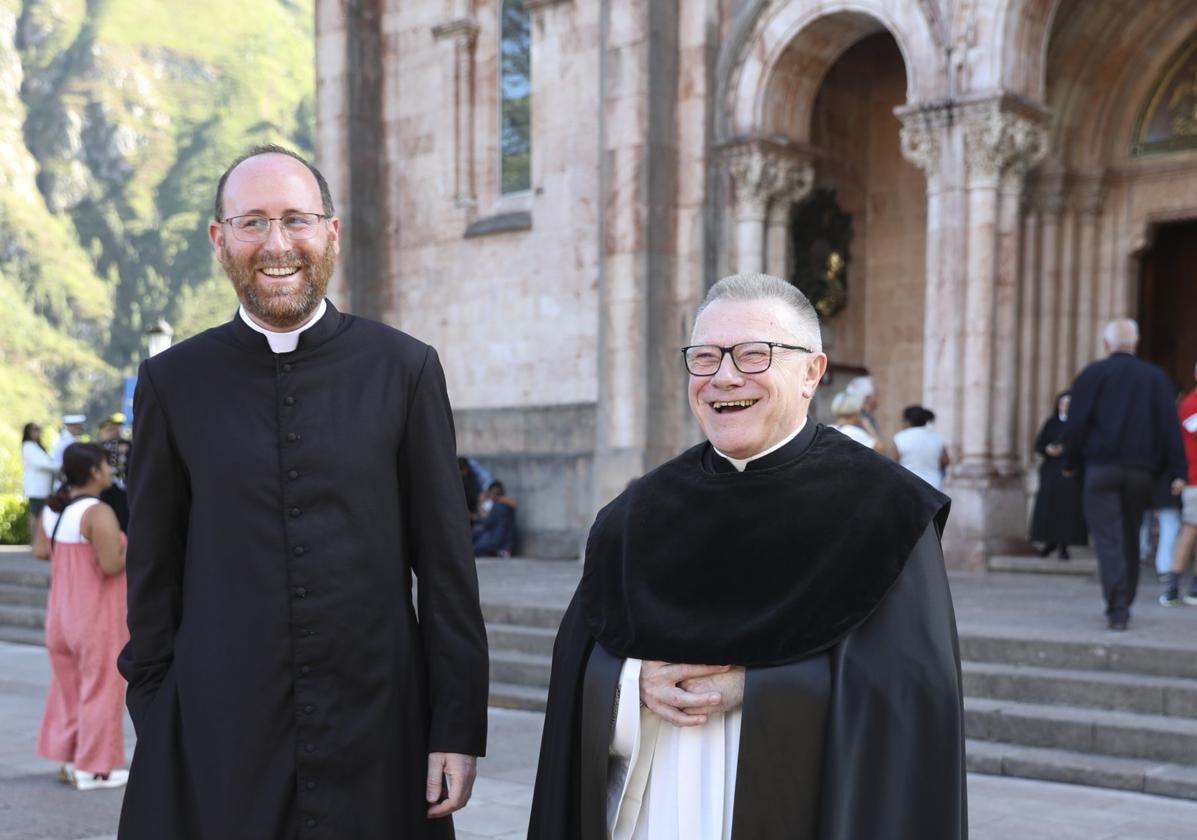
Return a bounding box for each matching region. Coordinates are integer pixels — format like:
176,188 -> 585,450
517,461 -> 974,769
1063,318 -> 1187,630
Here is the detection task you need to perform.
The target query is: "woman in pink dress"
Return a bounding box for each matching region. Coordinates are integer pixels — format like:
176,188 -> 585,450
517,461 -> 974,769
32,442 -> 129,790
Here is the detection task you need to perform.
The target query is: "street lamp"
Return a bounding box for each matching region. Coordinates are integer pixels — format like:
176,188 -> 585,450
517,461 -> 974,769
146,319 -> 174,357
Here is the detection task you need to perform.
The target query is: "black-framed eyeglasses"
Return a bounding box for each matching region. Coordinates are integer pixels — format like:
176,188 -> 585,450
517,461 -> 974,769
682,341 -> 812,376
219,212 -> 329,243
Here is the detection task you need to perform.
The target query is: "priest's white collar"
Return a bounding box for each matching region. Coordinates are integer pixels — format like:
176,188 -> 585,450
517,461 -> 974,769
238,299 -> 327,354
714,417 -> 808,472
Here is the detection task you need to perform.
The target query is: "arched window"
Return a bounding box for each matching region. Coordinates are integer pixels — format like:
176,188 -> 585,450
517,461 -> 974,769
500,0 -> 531,193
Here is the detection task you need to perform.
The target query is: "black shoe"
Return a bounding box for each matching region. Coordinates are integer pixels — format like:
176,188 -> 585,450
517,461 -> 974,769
1058,547 -> 1070,560
1108,618 -> 1128,631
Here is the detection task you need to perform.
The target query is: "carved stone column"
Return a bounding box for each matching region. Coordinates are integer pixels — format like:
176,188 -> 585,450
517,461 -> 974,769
1035,179 -> 1065,415
1073,176 -> 1106,364
898,109 -> 956,451
432,15 -> 479,209
725,140 -> 813,275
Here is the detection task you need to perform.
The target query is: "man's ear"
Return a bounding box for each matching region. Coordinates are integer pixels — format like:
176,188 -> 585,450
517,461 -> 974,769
209,220 -> 224,255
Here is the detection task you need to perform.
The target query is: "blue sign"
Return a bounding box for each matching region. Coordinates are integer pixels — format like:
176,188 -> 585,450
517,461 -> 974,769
122,375 -> 137,430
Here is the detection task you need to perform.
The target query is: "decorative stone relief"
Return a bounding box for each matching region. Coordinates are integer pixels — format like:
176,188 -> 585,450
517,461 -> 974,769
724,140 -> 813,222
962,105 -> 1048,186
898,121 -> 940,175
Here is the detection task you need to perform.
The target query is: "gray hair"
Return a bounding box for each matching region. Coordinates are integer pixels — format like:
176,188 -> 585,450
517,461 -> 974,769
1101,319 -> 1138,353
694,273 -> 823,351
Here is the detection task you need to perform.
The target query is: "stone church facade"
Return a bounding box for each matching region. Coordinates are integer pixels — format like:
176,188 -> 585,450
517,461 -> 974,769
315,0 -> 1197,565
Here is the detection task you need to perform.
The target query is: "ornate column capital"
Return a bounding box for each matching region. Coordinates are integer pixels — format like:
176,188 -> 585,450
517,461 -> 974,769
722,138 -> 814,222
958,97 -> 1049,186
896,101 -> 953,176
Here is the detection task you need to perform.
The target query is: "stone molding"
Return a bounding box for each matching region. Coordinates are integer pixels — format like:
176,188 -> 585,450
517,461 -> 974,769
723,138 -> 814,221
431,18 -> 479,44
463,210 -> 532,238
526,0 -> 572,10
1072,174 -> 1107,217
431,16 -> 480,209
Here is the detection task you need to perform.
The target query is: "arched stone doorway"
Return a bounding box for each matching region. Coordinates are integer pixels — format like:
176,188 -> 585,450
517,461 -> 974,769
718,8 -> 929,439
1018,0 -> 1197,458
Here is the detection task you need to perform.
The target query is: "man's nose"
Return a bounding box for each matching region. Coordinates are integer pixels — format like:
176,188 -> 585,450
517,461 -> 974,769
263,219 -> 290,250
710,352 -> 744,385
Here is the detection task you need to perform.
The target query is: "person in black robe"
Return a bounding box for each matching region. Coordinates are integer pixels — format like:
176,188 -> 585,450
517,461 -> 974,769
117,145 -> 488,839
1029,392 -> 1088,558
528,274 -> 966,840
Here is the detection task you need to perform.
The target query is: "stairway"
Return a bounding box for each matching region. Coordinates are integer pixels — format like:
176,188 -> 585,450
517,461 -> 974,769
482,599 -> 1197,801
0,549 -> 48,646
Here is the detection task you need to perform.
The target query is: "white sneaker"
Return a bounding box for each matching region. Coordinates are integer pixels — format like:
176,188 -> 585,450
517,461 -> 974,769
73,768 -> 129,791
1184,592 -> 1197,606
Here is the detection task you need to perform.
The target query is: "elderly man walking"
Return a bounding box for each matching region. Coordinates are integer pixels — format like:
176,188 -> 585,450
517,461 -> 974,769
1062,319 -> 1186,631
529,274 -> 966,840
117,145 -> 488,839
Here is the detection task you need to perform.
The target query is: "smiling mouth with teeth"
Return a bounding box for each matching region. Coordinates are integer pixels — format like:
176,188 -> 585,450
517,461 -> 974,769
712,399 -> 759,413
259,266 -> 301,278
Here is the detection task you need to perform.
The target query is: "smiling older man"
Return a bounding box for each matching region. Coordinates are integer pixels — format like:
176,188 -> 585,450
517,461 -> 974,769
529,274 -> 966,840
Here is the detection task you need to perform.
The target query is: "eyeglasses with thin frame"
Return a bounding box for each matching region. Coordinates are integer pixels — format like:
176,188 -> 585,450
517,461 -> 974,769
219,212 -> 329,243
682,341 -> 812,376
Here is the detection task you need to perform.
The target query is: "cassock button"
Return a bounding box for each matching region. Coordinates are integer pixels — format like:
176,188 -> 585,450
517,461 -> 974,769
290,507 -> 302,518
295,586 -> 307,598
294,545 -> 306,556
303,742 -> 316,753
284,396 -> 296,406
300,665 -> 310,676
286,432 -> 300,443
306,818 -> 317,829
303,704 -> 315,714
300,628 -> 312,637
289,469 -> 300,480
282,363 -> 293,372
306,780 -> 317,791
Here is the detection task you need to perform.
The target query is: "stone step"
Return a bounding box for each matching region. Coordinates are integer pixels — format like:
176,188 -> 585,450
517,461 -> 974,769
966,739 -> 1197,801
489,681 -> 549,712
486,622 -> 557,657
987,555 -> 1097,576
958,630 -> 1197,679
0,564 -> 49,589
965,696 -> 1197,764
0,625 -> 45,646
964,661 -> 1197,718
480,602 -> 565,630
0,583 -> 48,608
0,603 -> 44,630
489,649 -> 552,689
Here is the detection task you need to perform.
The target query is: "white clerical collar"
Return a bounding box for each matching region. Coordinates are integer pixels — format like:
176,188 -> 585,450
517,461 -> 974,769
238,299 -> 327,354
714,417 -> 808,473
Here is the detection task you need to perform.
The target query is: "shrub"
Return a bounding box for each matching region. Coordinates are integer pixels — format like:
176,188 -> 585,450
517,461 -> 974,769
0,495 -> 31,545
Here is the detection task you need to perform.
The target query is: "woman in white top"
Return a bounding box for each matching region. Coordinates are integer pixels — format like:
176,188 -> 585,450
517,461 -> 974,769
31,442 -> 129,791
829,390 -> 882,451
22,423 -> 60,532
892,405 -> 949,490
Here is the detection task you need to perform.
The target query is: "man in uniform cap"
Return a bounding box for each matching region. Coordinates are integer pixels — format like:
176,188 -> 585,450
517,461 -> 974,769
529,274 -> 965,840
51,414 -> 87,467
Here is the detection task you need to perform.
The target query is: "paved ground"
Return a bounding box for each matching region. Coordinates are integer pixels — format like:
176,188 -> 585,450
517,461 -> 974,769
3,553 -> 1197,838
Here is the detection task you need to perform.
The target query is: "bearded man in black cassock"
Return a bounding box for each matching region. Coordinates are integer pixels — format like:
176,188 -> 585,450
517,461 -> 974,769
529,274 -> 966,840
116,146 -> 489,839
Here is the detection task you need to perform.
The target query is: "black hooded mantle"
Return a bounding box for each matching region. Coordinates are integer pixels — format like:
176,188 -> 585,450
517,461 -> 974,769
529,426 -> 966,839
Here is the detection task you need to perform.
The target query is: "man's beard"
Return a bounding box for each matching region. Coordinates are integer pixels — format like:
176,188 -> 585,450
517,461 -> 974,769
220,240 -> 336,330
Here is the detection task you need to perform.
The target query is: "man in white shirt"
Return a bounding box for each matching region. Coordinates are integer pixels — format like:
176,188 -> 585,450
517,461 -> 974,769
529,274 -> 965,840
50,414 -> 86,466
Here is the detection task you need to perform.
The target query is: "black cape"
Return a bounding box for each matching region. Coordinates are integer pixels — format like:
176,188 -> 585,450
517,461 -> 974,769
1029,415 -> 1088,546
117,302 -> 488,839
528,426 -> 967,839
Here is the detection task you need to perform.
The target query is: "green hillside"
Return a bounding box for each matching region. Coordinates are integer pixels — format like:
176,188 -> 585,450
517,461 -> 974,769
0,0 -> 315,492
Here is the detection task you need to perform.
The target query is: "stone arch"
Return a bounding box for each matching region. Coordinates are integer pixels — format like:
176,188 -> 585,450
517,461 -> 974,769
718,0 -> 942,144
995,0 -> 1062,101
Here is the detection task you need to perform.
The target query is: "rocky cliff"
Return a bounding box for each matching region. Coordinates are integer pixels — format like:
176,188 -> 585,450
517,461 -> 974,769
0,0 -> 314,490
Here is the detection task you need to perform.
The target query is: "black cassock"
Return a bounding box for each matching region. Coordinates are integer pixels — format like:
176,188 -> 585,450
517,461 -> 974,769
529,425 -> 967,840
117,302 -> 488,839
1029,415 -> 1088,547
